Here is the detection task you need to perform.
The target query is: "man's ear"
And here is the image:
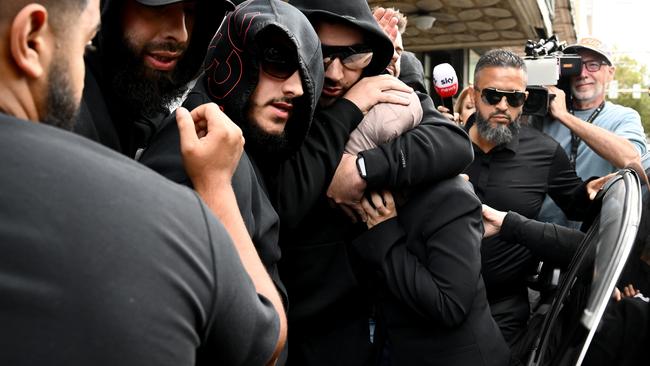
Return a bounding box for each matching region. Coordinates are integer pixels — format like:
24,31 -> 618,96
9,4 -> 51,79
607,65 -> 616,81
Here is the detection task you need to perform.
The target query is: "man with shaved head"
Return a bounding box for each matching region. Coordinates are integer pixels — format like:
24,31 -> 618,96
0,0 -> 286,364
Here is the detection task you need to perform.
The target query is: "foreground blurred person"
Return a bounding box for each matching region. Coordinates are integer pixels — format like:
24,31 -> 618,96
0,1 -> 285,364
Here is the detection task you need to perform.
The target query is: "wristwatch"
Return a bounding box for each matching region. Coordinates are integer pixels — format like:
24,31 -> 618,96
356,155 -> 367,180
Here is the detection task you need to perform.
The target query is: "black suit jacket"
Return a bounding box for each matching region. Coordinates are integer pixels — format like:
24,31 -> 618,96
352,176 -> 510,366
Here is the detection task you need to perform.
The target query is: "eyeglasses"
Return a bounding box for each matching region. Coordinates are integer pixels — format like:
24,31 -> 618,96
260,46 -> 299,79
582,60 -> 610,72
322,45 -> 373,71
476,87 -> 527,108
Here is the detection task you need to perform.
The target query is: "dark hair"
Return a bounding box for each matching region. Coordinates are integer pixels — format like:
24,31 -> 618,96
474,49 -> 527,82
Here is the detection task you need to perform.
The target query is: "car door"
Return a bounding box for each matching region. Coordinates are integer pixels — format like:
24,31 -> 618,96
525,168 -> 643,366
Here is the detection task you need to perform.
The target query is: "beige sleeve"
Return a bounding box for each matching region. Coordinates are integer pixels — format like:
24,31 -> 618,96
345,91 -> 423,155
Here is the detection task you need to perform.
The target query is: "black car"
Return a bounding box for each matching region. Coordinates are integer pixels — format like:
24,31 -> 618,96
518,168 -> 648,366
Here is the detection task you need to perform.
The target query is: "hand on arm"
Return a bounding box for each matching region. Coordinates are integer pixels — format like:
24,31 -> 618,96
481,204 -> 506,238
343,75 -> 412,115
326,153 -> 368,222
362,190 -> 397,229
176,104 -> 286,364
548,86 -> 641,168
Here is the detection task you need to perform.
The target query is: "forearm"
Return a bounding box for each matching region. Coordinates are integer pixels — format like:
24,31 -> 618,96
362,94 -> 473,189
501,211 -> 584,267
196,182 -> 287,362
274,98 -> 363,224
556,111 -> 641,168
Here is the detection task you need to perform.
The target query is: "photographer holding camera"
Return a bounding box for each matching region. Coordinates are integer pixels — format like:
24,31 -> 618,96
539,37 -> 647,227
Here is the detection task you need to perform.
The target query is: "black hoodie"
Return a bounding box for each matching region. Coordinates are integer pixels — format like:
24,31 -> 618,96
139,0 -> 323,341
183,0 -> 323,161
262,1 -> 475,365
75,0 -> 232,157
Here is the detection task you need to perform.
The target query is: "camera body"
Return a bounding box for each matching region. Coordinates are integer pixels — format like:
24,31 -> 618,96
523,35 -> 582,117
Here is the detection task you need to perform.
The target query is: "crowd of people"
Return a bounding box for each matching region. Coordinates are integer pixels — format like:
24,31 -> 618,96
0,0 -> 648,365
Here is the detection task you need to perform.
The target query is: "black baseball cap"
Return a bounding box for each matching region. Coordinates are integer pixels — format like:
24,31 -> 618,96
136,0 -> 235,10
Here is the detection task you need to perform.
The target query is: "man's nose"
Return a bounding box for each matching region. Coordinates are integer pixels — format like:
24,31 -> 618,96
160,3 -> 191,44
283,70 -> 304,98
495,96 -> 509,111
324,58 -> 344,83
391,50 -> 398,64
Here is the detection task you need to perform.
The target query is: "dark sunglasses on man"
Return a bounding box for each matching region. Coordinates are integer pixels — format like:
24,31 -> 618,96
321,44 -> 373,71
260,45 -> 300,79
476,87 -> 528,108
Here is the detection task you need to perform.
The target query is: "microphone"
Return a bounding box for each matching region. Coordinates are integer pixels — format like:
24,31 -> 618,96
432,63 -> 459,113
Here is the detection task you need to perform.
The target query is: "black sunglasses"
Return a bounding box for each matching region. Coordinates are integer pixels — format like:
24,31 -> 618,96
477,87 -> 527,108
260,45 -> 299,80
321,44 -> 373,71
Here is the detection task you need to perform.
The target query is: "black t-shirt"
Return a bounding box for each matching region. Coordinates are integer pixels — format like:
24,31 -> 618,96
0,114 -> 279,366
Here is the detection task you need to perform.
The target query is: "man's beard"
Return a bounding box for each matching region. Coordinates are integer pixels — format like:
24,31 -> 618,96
42,57 -> 80,131
475,110 -> 521,146
110,37 -> 193,116
241,118 -> 291,157
571,79 -> 604,107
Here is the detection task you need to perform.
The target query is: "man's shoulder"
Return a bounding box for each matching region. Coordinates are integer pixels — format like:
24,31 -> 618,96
411,175 -> 480,211
519,124 -> 561,148
603,101 -> 642,122
0,115 -> 200,215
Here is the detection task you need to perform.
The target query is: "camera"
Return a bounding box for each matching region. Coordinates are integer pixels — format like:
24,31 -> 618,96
522,35 -> 582,117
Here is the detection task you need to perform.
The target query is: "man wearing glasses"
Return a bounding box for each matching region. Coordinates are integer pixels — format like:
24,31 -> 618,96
277,0 -> 474,365
538,37 -> 647,228
140,1 -> 325,362
462,49 -> 595,344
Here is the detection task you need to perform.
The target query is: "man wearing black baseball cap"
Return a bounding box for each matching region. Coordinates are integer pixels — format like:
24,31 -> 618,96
74,0 -> 234,157
538,36 -> 647,228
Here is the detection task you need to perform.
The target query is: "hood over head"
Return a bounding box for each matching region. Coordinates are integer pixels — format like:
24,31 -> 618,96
184,0 -> 323,156
94,0 -> 233,83
287,0 -> 393,77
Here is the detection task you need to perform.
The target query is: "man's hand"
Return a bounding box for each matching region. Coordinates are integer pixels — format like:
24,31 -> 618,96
613,284 -> 641,301
437,105 -> 460,124
176,103 -> 244,191
327,153 -> 368,222
586,173 -> 617,200
547,86 -> 571,121
343,75 -> 412,115
362,190 -> 397,229
482,204 -> 507,238
372,7 -> 399,42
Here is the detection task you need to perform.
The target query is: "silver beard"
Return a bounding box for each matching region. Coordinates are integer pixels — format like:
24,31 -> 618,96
475,110 -> 521,146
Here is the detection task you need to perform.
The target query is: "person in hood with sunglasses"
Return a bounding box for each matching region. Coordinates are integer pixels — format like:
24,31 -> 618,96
140,2 -> 323,362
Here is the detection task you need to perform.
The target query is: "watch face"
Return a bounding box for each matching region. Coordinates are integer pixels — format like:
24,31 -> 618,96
356,156 -> 367,178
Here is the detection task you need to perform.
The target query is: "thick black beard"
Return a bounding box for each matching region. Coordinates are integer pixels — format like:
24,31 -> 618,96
42,57 -> 80,131
475,110 -> 521,146
108,37 -> 194,117
241,117 -> 291,158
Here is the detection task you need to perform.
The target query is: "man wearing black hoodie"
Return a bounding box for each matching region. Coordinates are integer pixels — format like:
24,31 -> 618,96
74,0 -> 232,157
274,1 -> 474,365
139,4 -> 324,364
